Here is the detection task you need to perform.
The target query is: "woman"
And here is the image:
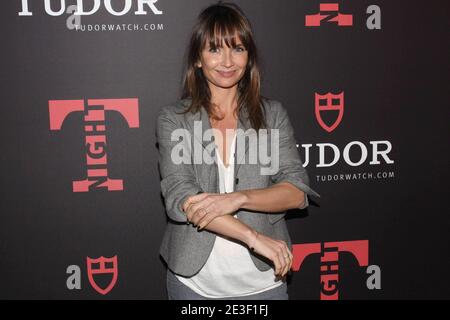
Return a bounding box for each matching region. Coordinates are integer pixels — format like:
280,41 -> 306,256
156,2 -> 320,300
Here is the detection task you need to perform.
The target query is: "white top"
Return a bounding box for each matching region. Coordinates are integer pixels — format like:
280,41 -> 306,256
176,133 -> 282,298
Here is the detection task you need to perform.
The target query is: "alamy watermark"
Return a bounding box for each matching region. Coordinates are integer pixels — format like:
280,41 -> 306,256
170,121 -> 280,175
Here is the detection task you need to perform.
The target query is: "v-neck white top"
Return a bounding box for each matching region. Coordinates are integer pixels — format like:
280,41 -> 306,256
176,133 -> 282,298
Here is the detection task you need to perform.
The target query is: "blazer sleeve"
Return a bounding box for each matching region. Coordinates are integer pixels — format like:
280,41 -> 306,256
269,100 -> 320,223
156,106 -> 203,223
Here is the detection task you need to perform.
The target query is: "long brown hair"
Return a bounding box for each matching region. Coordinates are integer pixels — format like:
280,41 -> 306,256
181,1 -> 266,130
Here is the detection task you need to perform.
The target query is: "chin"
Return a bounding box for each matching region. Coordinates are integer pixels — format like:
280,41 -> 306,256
216,82 -> 239,89
215,78 -> 240,87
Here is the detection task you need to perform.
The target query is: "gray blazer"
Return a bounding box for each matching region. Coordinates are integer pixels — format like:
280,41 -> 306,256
156,97 -> 320,277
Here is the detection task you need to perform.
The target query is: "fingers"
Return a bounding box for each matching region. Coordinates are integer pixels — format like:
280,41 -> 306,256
197,213 -> 212,230
287,250 -> 293,273
275,248 -> 286,277
273,253 -> 283,277
186,197 -> 213,222
197,203 -> 218,230
193,201 -> 221,229
281,246 -> 293,277
285,250 -> 293,276
270,242 -> 284,277
252,234 -> 291,278
274,241 -> 292,277
190,207 -> 209,226
281,247 -> 292,276
280,253 -> 291,277
183,193 -> 209,212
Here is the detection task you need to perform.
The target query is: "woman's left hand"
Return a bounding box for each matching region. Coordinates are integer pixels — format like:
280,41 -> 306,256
183,192 -> 246,230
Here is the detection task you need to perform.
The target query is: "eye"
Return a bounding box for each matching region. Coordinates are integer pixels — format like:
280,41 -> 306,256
234,46 -> 246,52
208,47 -> 219,53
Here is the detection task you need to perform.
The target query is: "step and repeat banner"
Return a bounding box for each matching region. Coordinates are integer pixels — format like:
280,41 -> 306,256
1,0 -> 448,299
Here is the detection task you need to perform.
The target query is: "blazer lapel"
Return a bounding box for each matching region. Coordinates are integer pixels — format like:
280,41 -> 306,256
186,104 -> 252,193
234,107 -> 252,177
187,106 -> 219,192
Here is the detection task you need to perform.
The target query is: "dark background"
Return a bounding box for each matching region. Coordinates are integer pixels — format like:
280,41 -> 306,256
1,0 -> 448,299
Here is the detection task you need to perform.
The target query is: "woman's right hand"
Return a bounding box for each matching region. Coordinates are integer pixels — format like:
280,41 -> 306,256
247,230 -> 293,278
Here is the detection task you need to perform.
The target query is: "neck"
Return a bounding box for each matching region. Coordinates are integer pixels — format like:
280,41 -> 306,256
209,84 -> 239,117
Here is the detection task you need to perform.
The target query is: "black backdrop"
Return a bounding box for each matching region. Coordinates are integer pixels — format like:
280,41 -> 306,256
1,0 -> 449,299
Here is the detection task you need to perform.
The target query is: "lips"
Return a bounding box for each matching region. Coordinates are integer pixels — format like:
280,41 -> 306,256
217,70 -> 236,78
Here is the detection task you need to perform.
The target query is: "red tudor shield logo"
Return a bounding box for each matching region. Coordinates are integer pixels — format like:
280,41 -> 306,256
314,92 -> 344,133
87,255 -> 118,295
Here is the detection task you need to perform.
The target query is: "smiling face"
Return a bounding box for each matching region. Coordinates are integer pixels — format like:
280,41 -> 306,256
196,35 -> 249,90
182,3 -> 265,130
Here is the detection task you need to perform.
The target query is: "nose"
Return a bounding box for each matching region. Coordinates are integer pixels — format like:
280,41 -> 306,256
221,48 -> 234,68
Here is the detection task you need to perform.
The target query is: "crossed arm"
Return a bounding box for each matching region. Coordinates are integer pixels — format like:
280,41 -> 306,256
158,102 -> 316,277
182,181 -> 306,230
181,181 -> 304,277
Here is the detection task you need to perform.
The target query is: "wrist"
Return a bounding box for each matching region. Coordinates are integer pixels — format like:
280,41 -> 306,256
244,228 -> 259,249
233,191 -> 248,209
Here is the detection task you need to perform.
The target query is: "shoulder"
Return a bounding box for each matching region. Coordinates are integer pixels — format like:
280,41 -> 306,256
261,97 -> 285,112
260,97 -> 289,127
158,98 -> 192,117
157,98 -> 194,127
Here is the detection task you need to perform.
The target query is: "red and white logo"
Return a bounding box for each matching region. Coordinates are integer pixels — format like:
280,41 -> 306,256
315,91 -> 344,133
86,255 -> 118,295
292,240 -> 379,300
305,3 -> 353,27
49,98 -> 139,192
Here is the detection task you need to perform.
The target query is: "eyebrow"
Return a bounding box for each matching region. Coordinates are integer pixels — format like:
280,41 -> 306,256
207,42 -> 245,48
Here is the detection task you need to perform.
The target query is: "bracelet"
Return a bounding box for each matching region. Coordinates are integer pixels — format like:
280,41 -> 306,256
249,231 -> 259,251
